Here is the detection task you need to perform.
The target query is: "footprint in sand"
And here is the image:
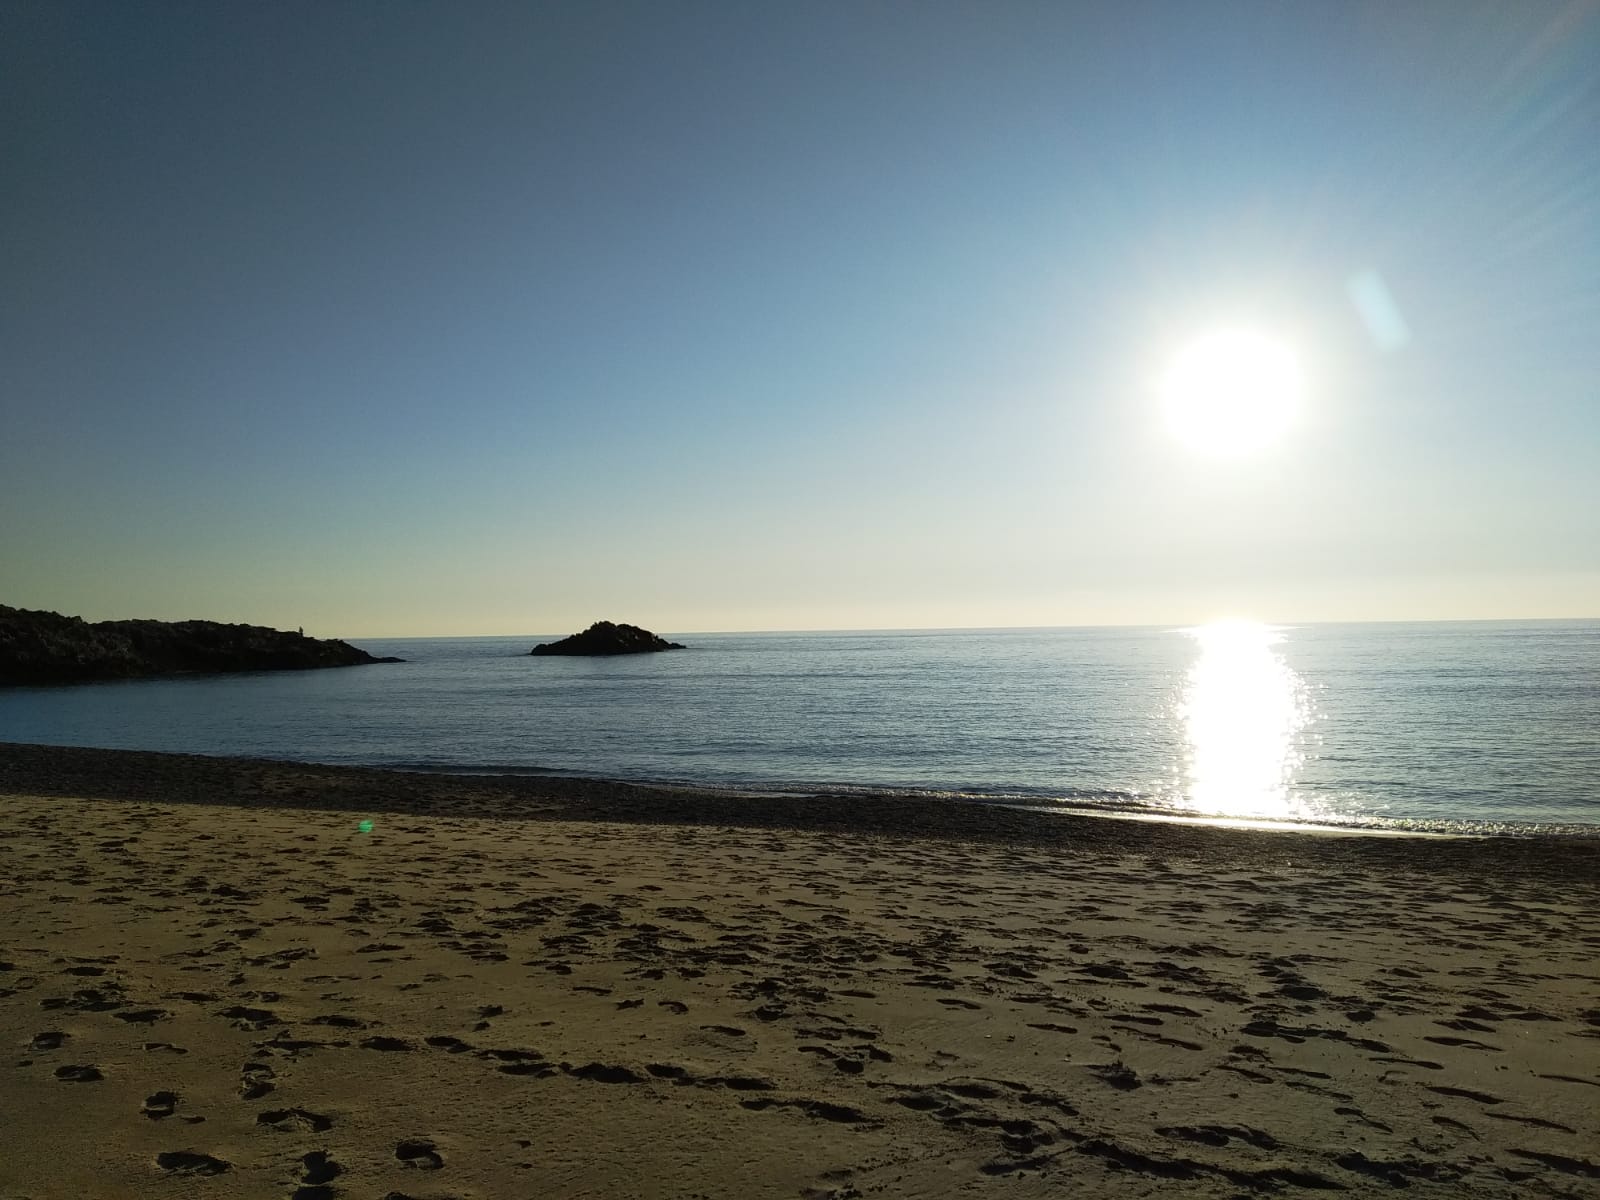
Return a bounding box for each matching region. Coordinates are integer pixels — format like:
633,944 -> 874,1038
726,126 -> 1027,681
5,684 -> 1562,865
292,1150 -> 342,1198
54,1064 -> 103,1082
257,1107 -> 334,1133
738,1097 -> 875,1125
29,1031 -> 67,1051
113,1008 -> 170,1024
142,1091 -> 179,1119
566,1062 -> 646,1084
219,1005 -> 281,1031
308,1013 -> 369,1029
156,1150 -> 231,1176
1425,1084 -> 1503,1105
396,1138 -> 444,1169
1088,1061 -> 1142,1090
239,1061 -> 276,1099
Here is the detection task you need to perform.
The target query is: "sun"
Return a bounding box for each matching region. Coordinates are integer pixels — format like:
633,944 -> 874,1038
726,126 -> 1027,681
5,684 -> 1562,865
1160,329 -> 1303,457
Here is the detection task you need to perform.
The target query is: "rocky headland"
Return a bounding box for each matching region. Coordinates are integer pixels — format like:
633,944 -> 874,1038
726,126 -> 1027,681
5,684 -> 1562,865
529,620 -> 685,656
0,605 -> 402,686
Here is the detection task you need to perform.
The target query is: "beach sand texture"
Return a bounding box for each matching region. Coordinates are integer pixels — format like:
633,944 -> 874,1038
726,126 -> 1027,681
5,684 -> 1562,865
2,746 -> 1599,1198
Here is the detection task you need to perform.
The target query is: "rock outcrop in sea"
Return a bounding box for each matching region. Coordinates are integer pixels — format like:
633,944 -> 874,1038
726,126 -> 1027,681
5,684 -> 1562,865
0,605 -> 402,686
529,621 -> 685,656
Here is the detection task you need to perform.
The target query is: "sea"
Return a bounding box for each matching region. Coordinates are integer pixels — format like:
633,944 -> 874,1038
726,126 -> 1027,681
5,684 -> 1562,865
2,620 -> 1597,835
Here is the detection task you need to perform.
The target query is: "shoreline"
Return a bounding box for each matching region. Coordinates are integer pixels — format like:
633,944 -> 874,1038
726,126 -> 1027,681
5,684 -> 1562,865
3,741 -> 1598,883
7,735 -> 1595,840
507,775 -> 1534,838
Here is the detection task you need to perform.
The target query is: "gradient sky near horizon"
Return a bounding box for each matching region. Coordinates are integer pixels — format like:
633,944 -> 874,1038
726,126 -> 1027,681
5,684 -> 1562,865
3,1 -> 1598,636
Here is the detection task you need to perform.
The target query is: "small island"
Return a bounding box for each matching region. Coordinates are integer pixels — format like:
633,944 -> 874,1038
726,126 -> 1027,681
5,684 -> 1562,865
529,620 -> 684,656
0,605 -> 402,687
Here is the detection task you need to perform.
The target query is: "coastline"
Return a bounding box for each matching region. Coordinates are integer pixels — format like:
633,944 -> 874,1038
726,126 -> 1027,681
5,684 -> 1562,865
3,741 -> 1598,879
6,619 -> 1597,833
4,741 -> 1599,1196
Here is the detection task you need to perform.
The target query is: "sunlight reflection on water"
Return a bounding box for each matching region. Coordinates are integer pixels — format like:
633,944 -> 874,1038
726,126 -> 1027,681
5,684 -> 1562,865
1176,620 -> 1319,821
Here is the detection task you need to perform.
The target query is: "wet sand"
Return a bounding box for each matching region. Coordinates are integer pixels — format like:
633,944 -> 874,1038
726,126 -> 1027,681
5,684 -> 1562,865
2,742 -> 1598,1198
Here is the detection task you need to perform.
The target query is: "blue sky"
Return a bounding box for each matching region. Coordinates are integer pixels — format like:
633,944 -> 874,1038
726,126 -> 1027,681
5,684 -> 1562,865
3,1 -> 1597,634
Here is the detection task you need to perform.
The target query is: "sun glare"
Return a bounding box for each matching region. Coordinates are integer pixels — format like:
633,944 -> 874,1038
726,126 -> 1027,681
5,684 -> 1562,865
1176,619 -> 1314,820
1161,329 -> 1303,457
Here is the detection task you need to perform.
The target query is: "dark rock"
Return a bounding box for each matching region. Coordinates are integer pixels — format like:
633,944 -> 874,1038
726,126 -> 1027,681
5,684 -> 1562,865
0,605 -> 403,687
530,621 -> 684,657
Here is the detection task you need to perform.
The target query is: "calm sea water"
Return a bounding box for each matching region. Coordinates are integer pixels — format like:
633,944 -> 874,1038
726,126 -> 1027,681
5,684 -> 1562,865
2,621 -> 1597,833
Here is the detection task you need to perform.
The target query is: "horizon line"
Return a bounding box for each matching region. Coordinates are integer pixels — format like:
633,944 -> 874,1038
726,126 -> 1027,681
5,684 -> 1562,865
340,614 -> 1600,640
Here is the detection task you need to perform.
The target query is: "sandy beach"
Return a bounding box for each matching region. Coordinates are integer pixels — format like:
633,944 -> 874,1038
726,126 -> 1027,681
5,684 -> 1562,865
2,743 -> 1598,1198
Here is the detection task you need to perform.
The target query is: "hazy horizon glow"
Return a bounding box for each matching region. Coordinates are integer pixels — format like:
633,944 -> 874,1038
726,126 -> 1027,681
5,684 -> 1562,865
3,2 -> 1597,637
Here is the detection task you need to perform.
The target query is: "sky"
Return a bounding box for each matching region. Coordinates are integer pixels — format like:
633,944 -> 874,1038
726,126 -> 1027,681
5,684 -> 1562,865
3,1 -> 1597,636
